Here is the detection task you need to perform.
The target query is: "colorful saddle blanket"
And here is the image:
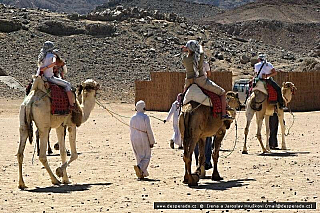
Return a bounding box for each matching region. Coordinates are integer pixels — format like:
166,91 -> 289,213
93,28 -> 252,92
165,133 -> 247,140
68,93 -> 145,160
200,87 -> 222,117
266,83 -> 277,104
49,83 -> 70,115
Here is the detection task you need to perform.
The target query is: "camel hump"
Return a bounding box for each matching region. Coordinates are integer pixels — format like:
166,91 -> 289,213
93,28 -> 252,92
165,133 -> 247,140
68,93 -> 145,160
183,84 -> 212,107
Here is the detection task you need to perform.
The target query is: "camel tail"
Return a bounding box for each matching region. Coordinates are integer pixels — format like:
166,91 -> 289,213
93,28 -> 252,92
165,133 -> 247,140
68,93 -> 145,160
19,104 -> 33,144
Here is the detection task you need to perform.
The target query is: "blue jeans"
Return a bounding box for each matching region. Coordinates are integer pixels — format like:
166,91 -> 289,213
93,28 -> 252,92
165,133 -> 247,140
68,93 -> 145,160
194,137 -> 212,166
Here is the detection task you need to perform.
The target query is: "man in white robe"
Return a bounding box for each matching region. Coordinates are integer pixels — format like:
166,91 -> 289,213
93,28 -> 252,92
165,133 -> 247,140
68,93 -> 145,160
130,100 -> 155,179
164,93 -> 183,149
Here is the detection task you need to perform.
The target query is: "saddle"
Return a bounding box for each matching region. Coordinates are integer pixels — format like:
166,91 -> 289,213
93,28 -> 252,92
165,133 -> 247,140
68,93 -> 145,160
266,83 -> 277,104
49,83 -> 70,115
182,84 -> 221,117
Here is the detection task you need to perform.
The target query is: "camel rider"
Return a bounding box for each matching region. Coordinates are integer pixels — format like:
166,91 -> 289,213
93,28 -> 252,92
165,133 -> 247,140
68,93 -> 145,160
36,41 -> 76,110
182,40 -> 233,120
254,54 -> 285,109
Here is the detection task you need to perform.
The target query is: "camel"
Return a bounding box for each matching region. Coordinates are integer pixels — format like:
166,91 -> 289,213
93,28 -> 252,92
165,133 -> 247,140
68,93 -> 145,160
178,92 -> 238,186
242,81 -> 297,154
17,76 -> 99,189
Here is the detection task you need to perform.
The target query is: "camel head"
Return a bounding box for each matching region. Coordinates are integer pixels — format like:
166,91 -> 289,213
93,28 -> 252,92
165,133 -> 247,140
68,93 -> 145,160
76,79 -> 100,103
282,82 -> 297,104
226,91 -> 240,110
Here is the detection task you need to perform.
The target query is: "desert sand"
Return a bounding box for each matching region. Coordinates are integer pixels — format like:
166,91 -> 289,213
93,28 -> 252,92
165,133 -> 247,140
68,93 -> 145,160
0,99 -> 319,213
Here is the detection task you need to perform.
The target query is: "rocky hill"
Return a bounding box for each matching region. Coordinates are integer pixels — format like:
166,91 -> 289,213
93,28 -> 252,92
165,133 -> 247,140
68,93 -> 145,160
96,0 -> 221,22
205,0 -> 320,54
0,2 -> 319,102
184,0 -> 255,9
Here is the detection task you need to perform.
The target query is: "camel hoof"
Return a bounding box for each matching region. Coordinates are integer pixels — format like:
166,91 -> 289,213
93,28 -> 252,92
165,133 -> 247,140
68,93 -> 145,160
242,150 -> 248,154
18,183 -> 28,190
56,167 -> 63,178
281,147 -> 287,150
188,182 -> 198,187
212,174 -> 223,181
52,179 -> 61,185
48,148 -> 53,155
62,180 -> 71,184
191,174 -> 199,183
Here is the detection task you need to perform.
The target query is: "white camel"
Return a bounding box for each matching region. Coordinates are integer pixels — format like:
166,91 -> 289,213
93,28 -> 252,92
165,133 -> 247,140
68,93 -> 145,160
17,76 -> 99,189
242,81 -> 297,154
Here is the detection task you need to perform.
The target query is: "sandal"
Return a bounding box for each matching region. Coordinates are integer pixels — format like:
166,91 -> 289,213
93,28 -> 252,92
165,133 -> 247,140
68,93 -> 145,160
221,114 -> 234,121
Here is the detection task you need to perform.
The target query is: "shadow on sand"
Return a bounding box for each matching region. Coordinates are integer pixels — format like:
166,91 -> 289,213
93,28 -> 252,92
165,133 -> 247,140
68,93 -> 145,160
26,182 -> 112,193
258,151 -> 310,157
139,178 -> 160,182
190,178 -> 255,191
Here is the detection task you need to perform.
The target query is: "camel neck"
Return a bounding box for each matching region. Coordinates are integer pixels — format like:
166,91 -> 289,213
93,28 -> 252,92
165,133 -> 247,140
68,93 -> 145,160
81,93 -> 95,123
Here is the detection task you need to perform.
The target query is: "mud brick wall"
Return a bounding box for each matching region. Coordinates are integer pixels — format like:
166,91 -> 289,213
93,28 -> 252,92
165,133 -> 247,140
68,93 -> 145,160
135,71 -> 232,111
273,71 -> 320,111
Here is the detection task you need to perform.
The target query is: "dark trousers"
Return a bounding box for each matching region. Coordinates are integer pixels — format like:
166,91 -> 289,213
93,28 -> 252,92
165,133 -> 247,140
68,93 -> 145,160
194,137 -> 212,166
269,113 -> 279,148
265,78 -> 284,107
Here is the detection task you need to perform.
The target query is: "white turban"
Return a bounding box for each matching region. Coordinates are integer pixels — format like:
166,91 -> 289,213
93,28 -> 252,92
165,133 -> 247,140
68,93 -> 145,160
185,40 -> 203,77
135,100 -> 146,112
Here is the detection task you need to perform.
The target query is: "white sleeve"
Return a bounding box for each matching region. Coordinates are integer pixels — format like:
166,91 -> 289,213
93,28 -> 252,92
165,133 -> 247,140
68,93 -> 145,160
165,103 -> 176,122
145,116 -> 155,145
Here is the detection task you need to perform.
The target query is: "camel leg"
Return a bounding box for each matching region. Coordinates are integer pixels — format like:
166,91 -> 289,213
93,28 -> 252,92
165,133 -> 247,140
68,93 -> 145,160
278,110 -> 286,150
243,106 -> 255,154
212,129 -> 225,181
56,126 -> 78,181
38,127 -> 61,185
183,137 -> 199,186
55,125 -> 70,184
265,116 -> 271,152
36,129 -> 53,156
196,138 -> 206,179
17,124 -> 29,189
256,115 -> 267,153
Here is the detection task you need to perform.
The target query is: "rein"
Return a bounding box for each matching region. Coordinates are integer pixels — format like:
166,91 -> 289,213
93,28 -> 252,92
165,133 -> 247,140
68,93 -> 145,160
284,104 -> 295,136
95,99 -> 147,133
220,110 -> 238,158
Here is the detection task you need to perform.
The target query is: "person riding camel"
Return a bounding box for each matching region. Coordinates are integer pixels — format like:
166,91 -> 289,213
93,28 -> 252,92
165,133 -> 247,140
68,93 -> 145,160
254,54 -> 285,109
181,40 -> 233,120
36,41 -> 76,111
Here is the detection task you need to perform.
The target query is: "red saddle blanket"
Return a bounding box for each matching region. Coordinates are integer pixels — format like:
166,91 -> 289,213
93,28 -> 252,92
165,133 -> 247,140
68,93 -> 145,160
49,83 -> 70,115
267,83 -> 277,103
199,87 -> 222,117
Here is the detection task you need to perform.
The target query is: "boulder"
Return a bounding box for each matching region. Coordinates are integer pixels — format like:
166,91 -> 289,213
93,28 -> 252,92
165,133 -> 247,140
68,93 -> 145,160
37,20 -> 85,36
0,19 -> 22,33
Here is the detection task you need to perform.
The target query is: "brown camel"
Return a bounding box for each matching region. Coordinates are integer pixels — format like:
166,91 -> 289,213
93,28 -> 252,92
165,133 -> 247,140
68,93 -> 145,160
242,81 -> 297,154
179,92 -> 237,186
17,77 -> 99,189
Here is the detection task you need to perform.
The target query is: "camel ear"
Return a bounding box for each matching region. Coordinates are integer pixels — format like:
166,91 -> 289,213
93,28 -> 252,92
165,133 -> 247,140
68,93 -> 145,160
77,84 -> 83,95
282,82 -> 286,87
95,83 -> 100,90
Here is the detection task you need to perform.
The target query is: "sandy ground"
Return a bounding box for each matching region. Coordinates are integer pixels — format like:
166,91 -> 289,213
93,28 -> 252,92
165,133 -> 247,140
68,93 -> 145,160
0,98 -> 319,213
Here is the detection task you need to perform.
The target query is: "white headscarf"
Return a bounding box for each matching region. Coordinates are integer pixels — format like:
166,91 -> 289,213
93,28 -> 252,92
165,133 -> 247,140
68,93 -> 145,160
38,41 -> 56,63
185,40 -> 203,77
135,100 -> 146,113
